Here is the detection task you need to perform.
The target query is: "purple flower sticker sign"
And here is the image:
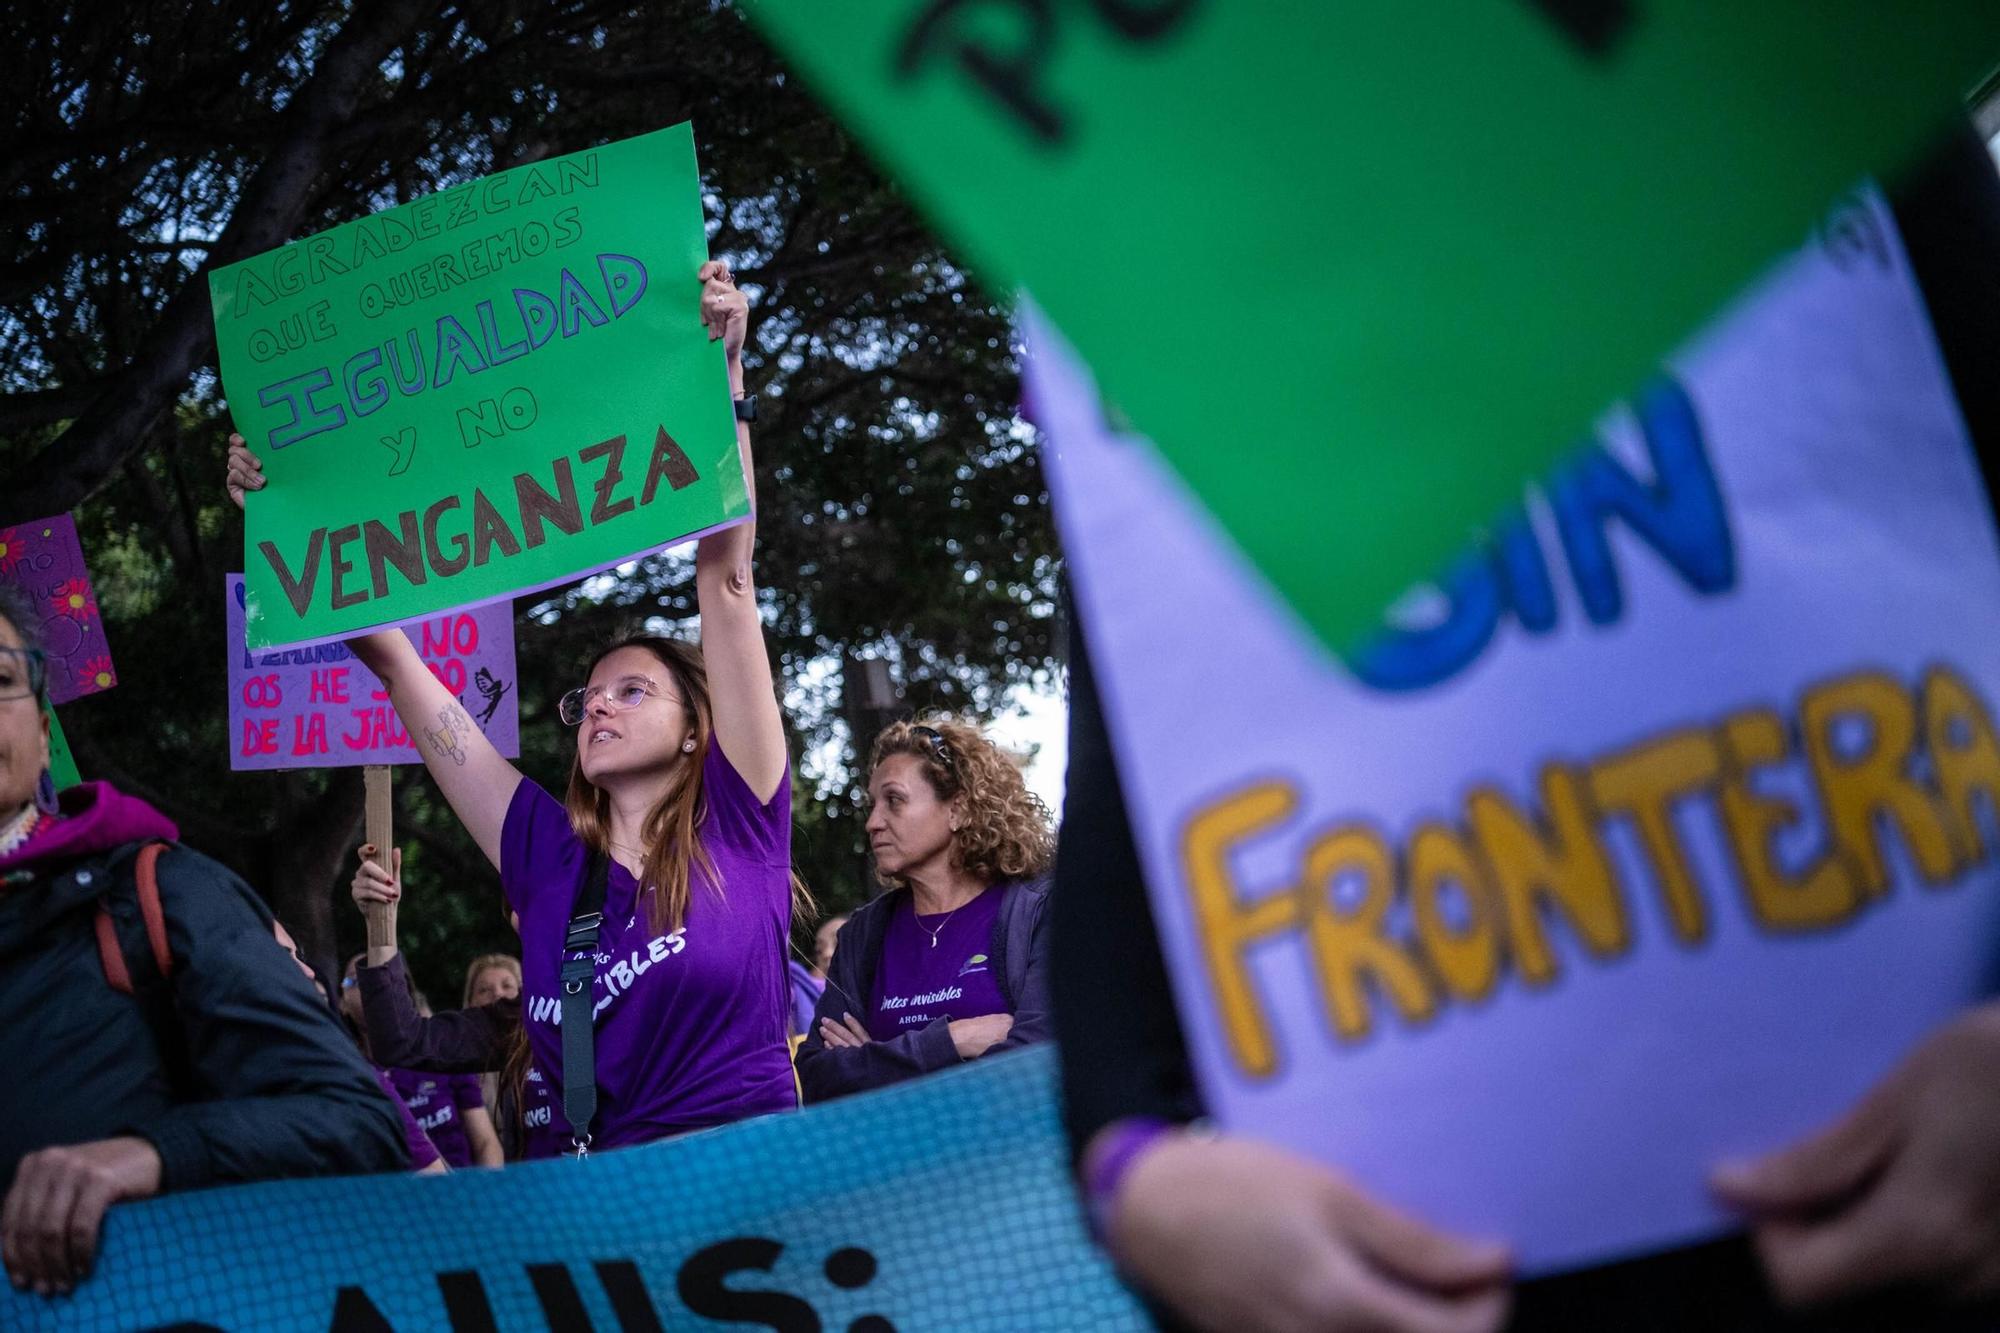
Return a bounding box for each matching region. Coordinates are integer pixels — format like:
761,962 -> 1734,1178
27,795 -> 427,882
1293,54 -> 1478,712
0,513 -> 116,705
225,574 -> 520,771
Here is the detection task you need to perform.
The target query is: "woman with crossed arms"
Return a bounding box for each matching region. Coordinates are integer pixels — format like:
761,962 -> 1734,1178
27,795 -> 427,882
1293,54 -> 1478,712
228,260 -> 802,1156
796,718 -> 1054,1101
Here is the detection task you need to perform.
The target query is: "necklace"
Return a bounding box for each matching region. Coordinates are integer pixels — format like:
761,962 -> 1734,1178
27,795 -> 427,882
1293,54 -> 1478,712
0,806 -> 42,859
914,889 -> 977,948
917,905 -> 959,949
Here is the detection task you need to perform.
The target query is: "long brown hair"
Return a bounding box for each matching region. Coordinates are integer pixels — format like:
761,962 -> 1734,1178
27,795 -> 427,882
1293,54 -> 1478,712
562,636 -> 718,936
560,636 -> 816,933
499,1021 -> 535,1155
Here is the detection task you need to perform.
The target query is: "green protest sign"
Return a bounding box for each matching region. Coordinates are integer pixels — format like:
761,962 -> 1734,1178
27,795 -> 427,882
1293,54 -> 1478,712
742,2 -> 2000,654
212,123 -> 747,650
45,703 -> 80,790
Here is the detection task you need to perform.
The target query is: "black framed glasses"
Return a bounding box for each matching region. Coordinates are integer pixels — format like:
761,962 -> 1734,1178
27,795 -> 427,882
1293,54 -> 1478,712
912,724 -> 957,778
0,647 -> 46,704
558,676 -> 672,727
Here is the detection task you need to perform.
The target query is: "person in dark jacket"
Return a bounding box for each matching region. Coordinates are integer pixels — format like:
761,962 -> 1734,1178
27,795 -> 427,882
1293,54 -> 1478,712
346,846 -> 559,1160
0,588 -> 406,1298
796,718 -> 1055,1102
269,919 -> 447,1176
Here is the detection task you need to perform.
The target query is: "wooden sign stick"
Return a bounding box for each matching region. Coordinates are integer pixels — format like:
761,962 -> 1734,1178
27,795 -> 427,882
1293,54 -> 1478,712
364,763 -> 396,959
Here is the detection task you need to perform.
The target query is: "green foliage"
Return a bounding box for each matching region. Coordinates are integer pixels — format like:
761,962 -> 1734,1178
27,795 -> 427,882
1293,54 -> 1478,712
0,1 -> 1059,1000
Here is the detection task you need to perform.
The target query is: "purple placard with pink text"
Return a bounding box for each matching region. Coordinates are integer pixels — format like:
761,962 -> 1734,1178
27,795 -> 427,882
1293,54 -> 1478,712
225,574 -> 519,770
0,513 -> 116,705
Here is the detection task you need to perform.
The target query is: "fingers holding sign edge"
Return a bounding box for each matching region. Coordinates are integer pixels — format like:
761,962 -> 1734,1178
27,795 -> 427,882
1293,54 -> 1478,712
225,432 -> 265,510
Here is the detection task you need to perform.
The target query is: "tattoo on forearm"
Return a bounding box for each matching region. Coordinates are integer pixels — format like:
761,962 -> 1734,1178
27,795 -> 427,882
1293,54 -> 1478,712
423,703 -> 474,767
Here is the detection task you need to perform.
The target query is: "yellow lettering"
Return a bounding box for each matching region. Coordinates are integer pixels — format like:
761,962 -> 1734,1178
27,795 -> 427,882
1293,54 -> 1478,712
1802,671 -> 1957,892
1299,826 -> 1436,1040
1717,708 -> 1861,929
1468,765 -> 1626,986
1407,822 -> 1499,1002
1922,664 -> 2000,867
1586,728 -> 1723,943
1180,781 -> 1301,1079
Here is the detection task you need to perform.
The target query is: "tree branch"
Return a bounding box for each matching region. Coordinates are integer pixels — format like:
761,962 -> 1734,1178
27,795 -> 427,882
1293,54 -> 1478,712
0,379 -> 117,434
269,767 -> 368,976
0,0 -> 436,524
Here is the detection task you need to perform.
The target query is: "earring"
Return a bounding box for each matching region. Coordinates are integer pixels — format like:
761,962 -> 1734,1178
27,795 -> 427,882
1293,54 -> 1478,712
35,768 -> 59,815
682,739 -> 696,753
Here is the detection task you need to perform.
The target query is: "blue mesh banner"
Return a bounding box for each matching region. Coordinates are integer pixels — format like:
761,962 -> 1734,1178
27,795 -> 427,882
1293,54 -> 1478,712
6,1047 -> 1152,1331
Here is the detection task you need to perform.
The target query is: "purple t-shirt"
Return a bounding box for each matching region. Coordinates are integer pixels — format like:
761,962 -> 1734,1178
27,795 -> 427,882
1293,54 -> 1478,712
503,741 -> 796,1156
867,886 -> 1009,1038
388,1068 -> 484,1168
787,958 -> 824,1037
376,1069 -> 440,1172
517,1064 -> 563,1159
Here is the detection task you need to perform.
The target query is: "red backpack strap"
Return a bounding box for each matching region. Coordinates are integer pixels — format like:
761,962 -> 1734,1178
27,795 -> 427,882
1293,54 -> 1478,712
133,842 -> 174,981
93,905 -> 134,995
93,841 -> 176,996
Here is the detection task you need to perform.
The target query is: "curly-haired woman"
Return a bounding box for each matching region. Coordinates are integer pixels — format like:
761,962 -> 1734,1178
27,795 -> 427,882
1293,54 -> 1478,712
796,718 -> 1055,1102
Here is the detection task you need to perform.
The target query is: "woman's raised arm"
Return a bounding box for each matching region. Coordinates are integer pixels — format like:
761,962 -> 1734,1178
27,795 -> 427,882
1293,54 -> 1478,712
227,438 -> 523,867
690,262 -> 786,804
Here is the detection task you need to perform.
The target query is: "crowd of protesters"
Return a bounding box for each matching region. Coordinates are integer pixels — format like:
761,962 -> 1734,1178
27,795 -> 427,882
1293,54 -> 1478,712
1,260 -> 1061,1301
10,123 -> 2000,1331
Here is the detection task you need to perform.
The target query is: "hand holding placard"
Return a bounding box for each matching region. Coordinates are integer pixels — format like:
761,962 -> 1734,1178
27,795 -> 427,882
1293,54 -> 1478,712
350,840 -> 408,966
1106,1132 -> 1511,1333
1713,1001 -> 2000,1307
697,260 -> 748,357
1035,190 -> 2000,1275
214,123 -> 748,651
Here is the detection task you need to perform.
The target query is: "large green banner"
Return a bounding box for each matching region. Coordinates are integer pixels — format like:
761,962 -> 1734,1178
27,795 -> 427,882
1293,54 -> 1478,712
213,123 -> 747,650
742,1 -> 2000,654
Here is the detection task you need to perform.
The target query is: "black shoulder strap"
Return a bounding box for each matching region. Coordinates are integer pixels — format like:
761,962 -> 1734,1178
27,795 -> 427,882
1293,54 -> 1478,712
559,850 -> 610,1156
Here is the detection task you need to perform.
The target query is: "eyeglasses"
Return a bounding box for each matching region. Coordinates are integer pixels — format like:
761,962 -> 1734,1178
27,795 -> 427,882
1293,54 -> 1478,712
558,676 -> 674,727
912,725 -> 957,778
0,647 -> 46,703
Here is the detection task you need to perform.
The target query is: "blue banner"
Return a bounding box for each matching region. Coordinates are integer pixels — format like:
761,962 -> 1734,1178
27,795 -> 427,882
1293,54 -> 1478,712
9,1048 -> 1152,1331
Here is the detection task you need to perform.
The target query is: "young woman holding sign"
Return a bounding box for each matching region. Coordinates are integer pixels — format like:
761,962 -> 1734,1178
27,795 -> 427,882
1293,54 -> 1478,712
226,260 -> 805,1157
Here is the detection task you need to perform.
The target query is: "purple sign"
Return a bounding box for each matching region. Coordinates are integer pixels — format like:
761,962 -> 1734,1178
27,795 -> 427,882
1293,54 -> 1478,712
225,574 -> 519,771
0,513 -> 116,705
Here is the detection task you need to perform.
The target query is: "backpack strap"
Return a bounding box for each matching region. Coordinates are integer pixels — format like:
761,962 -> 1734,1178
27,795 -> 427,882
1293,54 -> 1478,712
93,841 -> 175,996
92,908 -> 133,996
559,850 -> 610,1157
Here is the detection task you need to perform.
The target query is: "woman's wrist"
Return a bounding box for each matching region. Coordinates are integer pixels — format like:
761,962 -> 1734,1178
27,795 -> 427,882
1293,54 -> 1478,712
1082,1116 -> 1183,1244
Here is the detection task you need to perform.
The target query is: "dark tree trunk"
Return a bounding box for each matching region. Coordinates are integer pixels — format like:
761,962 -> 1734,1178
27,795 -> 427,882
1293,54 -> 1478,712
267,768 -> 367,987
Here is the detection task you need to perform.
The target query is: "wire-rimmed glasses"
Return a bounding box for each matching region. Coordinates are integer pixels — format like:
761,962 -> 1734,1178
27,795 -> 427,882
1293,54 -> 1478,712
558,676 -> 670,727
